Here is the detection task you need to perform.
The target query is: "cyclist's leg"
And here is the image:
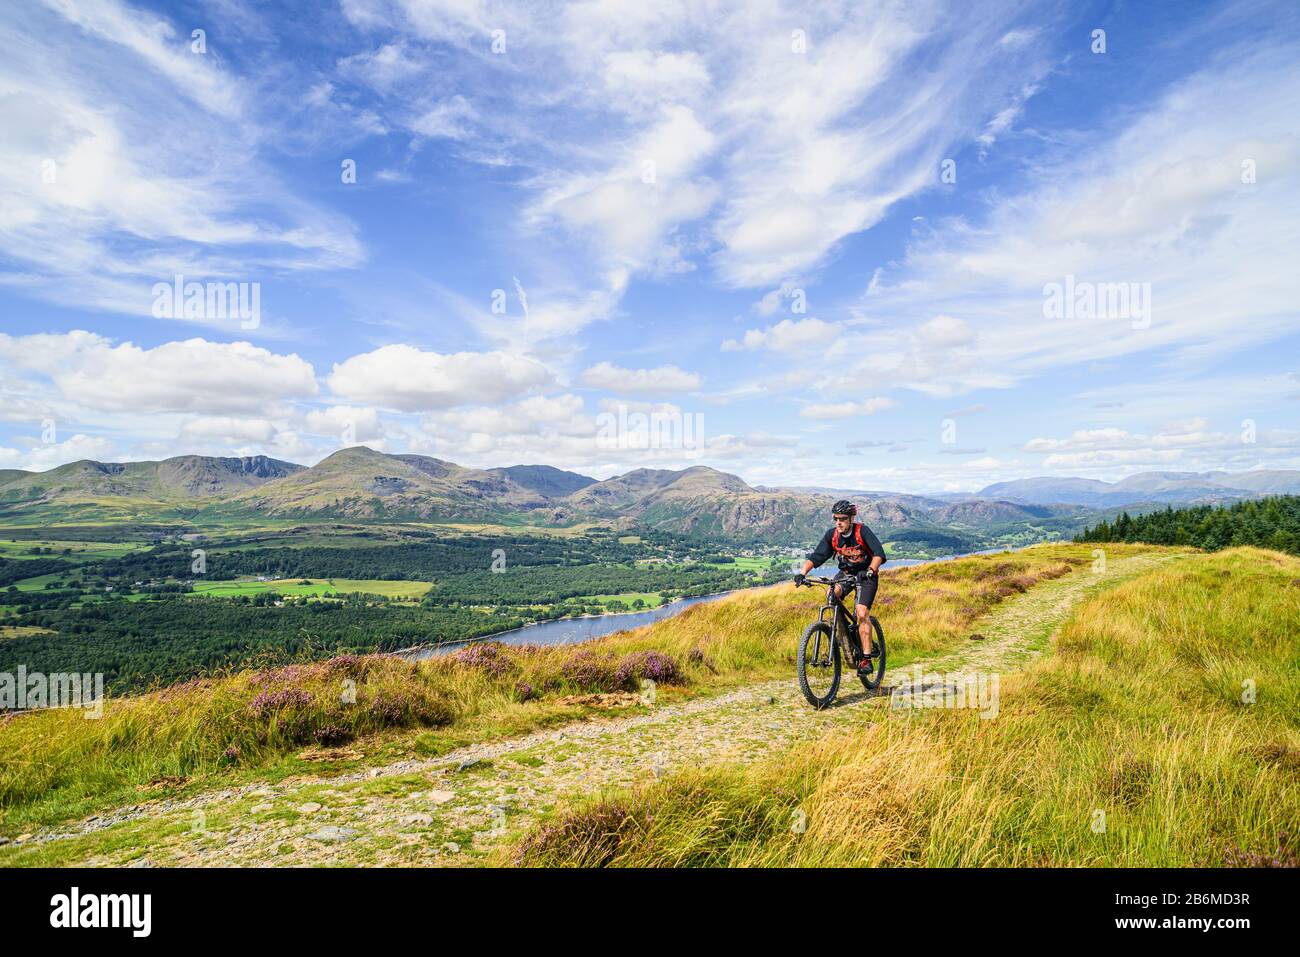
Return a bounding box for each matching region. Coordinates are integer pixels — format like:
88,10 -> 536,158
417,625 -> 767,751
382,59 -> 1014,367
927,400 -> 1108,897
832,578 -> 859,653
855,572 -> 878,654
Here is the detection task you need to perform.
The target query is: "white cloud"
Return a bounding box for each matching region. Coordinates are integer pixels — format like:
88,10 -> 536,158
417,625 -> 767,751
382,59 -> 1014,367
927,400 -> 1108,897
580,362 -> 701,396
344,0 -> 1053,320
328,345 -> 553,411
596,398 -> 683,416
338,42 -> 426,92
423,393 -> 593,439
179,416 -> 279,444
1024,424 -> 1231,454
408,95 -> 477,140
0,0 -> 362,319
0,432 -> 118,471
723,318 -> 838,352
0,332 -> 318,414
41,0 -> 243,117
998,29 -> 1038,49
1018,416 -> 1300,477
848,39 -> 1300,396
531,104 -> 718,273
302,405 -> 386,443
0,393 -> 54,423
800,398 -> 897,420
916,315 -> 974,348
602,50 -> 710,105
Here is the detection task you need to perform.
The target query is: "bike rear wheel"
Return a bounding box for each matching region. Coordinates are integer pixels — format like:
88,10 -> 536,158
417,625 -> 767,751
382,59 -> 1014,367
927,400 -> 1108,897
856,616 -> 886,691
798,621 -> 840,709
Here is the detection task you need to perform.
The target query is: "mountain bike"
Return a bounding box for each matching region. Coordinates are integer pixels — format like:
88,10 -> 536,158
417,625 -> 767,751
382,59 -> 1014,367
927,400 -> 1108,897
795,574 -> 886,709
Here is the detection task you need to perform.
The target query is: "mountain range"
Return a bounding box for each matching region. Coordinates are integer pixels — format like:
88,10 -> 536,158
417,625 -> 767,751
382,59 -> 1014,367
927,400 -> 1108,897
974,470 -> 1300,507
1,448 -> 1296,546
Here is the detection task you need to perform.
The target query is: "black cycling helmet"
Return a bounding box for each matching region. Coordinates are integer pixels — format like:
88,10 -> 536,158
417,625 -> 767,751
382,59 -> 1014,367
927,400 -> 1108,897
831,499 -> 857,517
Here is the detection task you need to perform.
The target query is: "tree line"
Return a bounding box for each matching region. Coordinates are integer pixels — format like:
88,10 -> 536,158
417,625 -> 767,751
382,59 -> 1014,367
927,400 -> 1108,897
3,597 -> 530,694
1074,495 -> 1300,555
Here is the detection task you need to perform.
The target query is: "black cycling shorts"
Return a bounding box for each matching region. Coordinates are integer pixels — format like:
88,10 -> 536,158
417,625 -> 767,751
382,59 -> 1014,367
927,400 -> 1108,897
834,570 -> 878,609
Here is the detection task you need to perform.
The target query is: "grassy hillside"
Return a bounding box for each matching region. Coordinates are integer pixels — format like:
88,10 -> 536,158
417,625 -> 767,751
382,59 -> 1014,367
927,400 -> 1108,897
0,543 -> 1113,837
510,547 -> 1299,866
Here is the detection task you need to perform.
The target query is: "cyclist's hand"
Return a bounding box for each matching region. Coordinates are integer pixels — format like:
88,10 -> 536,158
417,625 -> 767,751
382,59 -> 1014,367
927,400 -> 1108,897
793,573 -> 805,587
863,568 -> 876,579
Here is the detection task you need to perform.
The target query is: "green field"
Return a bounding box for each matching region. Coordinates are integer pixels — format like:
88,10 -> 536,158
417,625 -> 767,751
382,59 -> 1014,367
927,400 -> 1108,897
9,573 -> 70,592
583,592 -> 667,610
700,556 -> 776,572
0,540 -> 147,561
189,578 -> 434,599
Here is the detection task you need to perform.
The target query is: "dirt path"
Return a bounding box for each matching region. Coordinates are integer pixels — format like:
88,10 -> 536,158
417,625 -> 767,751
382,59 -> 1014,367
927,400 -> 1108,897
20,552 -> 1181,867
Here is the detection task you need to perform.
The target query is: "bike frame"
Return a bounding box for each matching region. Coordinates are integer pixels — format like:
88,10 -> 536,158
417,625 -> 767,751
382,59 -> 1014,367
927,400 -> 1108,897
809,575 -> 863,663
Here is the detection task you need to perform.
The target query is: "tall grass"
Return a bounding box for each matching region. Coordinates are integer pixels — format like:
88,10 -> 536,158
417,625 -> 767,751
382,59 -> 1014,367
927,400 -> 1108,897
511,547 -> 1299,866
0,543 -> 1118,832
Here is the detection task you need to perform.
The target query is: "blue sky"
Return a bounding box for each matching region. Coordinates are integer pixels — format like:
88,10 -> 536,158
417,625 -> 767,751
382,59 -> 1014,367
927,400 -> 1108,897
1,0 -> 1298,493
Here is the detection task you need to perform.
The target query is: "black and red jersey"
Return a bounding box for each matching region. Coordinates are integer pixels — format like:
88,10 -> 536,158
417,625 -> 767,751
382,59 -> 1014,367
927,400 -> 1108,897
807,521 -> 887,572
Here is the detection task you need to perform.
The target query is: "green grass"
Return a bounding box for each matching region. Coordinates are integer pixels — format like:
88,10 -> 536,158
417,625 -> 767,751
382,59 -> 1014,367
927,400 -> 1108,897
698,556 -> 772,572
176,578 -> 433,600
189,579 -> 337,598
0,540 -> 145,560
508,547 -> 1299,867
8,573 -> 68,592
582,592 -> 666,609
330,579 -> 434,599
0,542 -> 1125,837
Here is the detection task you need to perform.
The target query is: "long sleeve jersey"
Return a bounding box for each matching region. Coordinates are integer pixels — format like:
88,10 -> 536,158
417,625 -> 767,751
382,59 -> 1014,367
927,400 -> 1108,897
806,521 -> 887,573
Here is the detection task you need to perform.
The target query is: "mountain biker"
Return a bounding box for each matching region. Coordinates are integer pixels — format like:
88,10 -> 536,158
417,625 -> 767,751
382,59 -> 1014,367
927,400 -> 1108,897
794,500 -> 887,671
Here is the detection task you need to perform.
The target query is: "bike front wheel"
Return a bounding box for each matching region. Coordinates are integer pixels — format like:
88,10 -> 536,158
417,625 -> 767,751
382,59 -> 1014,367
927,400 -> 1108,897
797,621 -> 841,709
856,616 -> 886,691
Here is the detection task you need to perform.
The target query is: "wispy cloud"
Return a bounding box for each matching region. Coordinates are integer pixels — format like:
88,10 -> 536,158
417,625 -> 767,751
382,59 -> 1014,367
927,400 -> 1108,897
0,0 -> 363,321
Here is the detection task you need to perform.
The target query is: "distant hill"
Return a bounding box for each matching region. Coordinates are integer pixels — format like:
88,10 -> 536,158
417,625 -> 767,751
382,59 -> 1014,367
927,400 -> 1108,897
931,499 -> 1081,525
488,464 -> 596,498
221,446 -> 571,520
3,449 -> 1294,549
0,455 -> 301,508
564,466 -> 741,511
977,477 -> 1114,507
978,470 -> 1300,507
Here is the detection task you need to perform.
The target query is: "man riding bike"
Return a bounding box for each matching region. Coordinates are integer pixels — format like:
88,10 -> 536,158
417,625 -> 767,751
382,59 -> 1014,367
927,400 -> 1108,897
794,500 -> 887,671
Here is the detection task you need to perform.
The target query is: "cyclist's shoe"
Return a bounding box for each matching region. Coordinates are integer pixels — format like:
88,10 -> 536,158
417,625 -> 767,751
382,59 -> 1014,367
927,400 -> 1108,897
855,655 -> 872,672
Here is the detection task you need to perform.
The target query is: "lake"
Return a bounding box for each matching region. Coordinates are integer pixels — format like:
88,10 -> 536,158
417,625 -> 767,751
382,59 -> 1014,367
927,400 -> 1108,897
397,549 -> 1007,660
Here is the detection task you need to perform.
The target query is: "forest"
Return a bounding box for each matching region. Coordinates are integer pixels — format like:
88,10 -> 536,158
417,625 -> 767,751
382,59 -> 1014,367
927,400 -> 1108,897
4,597 -> 526,692
0,527 -> 784,693
1074,495 -> 1300,554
